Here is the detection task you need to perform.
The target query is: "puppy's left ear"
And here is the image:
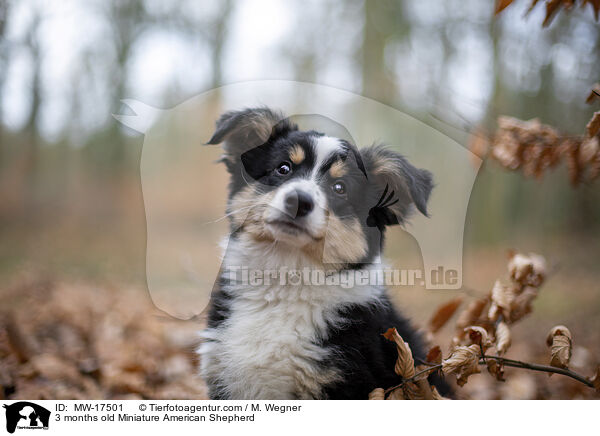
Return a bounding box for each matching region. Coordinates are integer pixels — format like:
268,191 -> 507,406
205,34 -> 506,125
206,107 -> 297,161
361,144 -> 433,225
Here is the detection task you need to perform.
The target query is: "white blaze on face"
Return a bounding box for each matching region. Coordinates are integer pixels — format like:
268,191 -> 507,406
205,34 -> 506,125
266,179 -> 328,240
266,136 -> 344,244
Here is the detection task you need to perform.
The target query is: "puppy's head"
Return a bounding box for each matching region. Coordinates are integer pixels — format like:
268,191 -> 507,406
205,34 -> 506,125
207,107 -> 433,267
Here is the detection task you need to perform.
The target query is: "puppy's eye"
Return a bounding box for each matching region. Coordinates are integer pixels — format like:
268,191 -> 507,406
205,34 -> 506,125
332,181 -> 346,195
276,162 -> 291,175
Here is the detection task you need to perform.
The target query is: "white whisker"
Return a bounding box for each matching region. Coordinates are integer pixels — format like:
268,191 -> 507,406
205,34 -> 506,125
204,205 -> 257,224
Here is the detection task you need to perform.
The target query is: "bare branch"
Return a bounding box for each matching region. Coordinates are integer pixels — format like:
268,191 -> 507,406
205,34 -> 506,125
481,355 -> 594,388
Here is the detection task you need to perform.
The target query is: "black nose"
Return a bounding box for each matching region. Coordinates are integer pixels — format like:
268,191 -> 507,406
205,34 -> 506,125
284,189 -> 314,218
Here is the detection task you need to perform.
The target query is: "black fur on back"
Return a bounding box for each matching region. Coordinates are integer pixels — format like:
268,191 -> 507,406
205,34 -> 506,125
317,293 -> 450,399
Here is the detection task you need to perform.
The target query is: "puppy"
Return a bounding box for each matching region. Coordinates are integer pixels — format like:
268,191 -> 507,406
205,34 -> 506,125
199,107 -> 446,399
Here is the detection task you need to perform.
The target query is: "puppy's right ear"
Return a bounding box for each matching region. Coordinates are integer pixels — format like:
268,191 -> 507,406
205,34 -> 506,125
206,107 -> 297,162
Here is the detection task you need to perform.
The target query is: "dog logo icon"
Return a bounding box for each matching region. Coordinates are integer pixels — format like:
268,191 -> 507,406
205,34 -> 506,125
2,402 -> 50,433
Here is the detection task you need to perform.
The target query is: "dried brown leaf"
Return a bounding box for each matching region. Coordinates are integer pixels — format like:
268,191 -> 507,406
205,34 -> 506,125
588,112 -> 600,137
464,326 -> 491,350
386,387 -> 406,400
495,0 -> 515,14
509,286 -> 538,322
428,297 -> 463,333
0,279 -> 207,401
549,336 -> 572,369
29,354 -> 82,385
489,280 -> 514,321
3,313 -> 37,363
559,138 -> 583,186
579,136 -> 600,182
402,383 -> 422,399
522,144 -> 550,179
379,379 -> 442,402
586,83 -> 600,104
590,365 -> 600,392
508,253 -> 533,284
546,325 -> 573,344
546,325 -> 572,369
383,328 -> 415,378
442,344 -> 481,386
416,379 -> 435,400
579,136 -> 599,166
487,357 -> 506,382
425,346 -> 442,365
507,252 -> 547,288
492,129 -> 523,170
543,0 -> 565,26
455,298 -> 488,333
496,321 -> 511,355
590,149 -> 600,181
490,115 -> 598,185
368,387 -> 385,400
528,253 -> 547,286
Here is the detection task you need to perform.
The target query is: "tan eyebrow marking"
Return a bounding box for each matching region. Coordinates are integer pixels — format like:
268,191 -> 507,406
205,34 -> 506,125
289,145 -> 305,164
329,159 -> 348,178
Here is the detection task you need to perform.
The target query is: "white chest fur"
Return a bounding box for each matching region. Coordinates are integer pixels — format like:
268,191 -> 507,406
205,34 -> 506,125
198,236 -> 384,399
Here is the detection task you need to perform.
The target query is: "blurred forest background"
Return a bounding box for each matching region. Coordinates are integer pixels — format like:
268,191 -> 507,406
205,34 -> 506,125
1,0 -> 599,399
